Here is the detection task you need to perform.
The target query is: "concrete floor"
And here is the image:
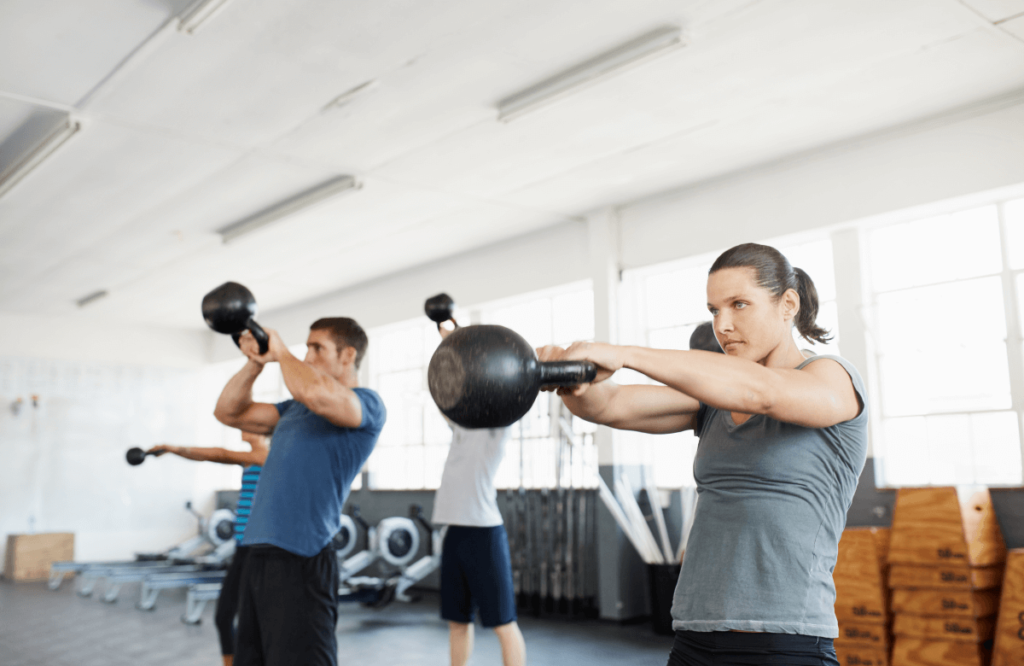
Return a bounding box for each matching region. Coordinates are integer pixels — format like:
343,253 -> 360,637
0,580 -> 674,666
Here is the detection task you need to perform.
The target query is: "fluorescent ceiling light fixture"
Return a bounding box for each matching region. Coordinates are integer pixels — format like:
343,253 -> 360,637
0,117 -> 80,200
217,175 -> 360,243
498,25 -> 684,122
178,0 -> 235,34
76,290 -> 109,308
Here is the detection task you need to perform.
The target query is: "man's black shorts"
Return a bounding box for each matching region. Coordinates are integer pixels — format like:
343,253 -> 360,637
235,544 -> 338,666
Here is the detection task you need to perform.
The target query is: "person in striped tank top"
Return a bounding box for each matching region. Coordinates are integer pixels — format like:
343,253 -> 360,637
148,430 -> 269,666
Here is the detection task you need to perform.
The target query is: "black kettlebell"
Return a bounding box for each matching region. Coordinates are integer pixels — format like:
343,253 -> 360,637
427,325 -> 597,428
126,447 -> 164,466
201,282 -> 269,355
424,293 -> 455,329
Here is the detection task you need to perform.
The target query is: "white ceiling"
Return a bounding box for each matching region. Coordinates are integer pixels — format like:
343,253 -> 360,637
1,0 -> 1023,329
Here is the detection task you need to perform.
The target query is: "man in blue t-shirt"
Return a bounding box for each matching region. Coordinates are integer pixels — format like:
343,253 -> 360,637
214,317 -> 386,666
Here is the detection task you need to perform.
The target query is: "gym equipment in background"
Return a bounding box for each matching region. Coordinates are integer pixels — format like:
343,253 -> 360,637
332,513 -> 360,560
201,281 -> 269,355
424,293 -> 456,329
49,502 -> 235,598
183,581 -> 223,625
125,447 -> 165,466
505,404 -> 599,619
337,506 -> 374,584
338,505 -> 443,608
427,324 -> 596,428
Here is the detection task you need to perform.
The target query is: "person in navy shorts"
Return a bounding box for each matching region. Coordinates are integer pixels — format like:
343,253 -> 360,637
433,323 -> 525,666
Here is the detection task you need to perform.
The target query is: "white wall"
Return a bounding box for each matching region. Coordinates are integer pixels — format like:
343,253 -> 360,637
0,312 -> 211,367
0,313 -> 237,564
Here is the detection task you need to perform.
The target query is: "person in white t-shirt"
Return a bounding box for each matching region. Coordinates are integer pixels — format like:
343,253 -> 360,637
433,323 -> 526,666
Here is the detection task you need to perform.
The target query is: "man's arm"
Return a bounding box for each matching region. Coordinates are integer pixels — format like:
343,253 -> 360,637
213,359 -> 280,434
147,444 -> 268,466
277,347 -> 363,428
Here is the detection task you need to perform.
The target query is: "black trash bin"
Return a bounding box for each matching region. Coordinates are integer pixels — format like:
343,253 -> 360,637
647,563 -> 681,635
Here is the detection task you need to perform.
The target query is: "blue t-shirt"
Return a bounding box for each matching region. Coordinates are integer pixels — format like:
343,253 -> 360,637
241,387 -> 386,557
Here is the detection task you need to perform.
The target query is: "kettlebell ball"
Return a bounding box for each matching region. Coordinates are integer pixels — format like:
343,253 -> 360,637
201,282 -> 269,355
424,293 -> 456,328
427,324 -> 596,429
126,447 -> 164,466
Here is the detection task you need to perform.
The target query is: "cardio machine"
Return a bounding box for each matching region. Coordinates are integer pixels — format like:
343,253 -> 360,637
49,502 -> 235,600
338,504 -> 443,607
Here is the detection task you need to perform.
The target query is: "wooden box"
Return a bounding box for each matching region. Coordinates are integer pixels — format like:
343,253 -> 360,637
836,621 -> 890,650
891,638 -> 990,666
992,549 -> 1024,666
3,533 -> 74,582
891,589 -> 1000,618
835,528 -> 891,624
888,487 -> 1006,568
893,614 -> 996,643
888,563 -> 1003,591
834,643 -> 888,666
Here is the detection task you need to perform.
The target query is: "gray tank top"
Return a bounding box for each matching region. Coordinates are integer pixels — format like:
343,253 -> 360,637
671,354 -> 868,637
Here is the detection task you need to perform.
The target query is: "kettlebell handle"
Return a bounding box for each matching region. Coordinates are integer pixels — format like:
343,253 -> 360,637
538,360 -> 597,387
230,320 -> 270,355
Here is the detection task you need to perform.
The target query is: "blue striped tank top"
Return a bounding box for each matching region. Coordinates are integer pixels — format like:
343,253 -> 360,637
235,465 -> 261,544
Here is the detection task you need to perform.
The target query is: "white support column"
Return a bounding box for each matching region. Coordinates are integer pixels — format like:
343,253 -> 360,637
587,207 -> 649,620
588,208 -> 620,467
997,202 -> 1024,474
831,228 -> 874,456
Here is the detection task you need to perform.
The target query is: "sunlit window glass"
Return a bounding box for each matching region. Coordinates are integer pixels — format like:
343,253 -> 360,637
869,203 -> 1019,486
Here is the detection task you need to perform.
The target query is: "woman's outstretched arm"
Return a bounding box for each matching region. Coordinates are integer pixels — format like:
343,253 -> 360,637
558,342 -> 860,429
537,345 -> 699,434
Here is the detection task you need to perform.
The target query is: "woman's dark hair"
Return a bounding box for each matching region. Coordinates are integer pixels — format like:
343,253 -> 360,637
708,243 -> 832,345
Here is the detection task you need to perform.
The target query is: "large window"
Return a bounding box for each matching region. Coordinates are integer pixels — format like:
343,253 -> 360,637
364,318 -> 452,490
869,201 -> 1024,486
619,237 -> 840,488
365,281 -> 598,490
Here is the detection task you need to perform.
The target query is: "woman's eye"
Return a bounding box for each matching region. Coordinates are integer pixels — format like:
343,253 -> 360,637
735,302 -> 747,310
709,309 -> 719,317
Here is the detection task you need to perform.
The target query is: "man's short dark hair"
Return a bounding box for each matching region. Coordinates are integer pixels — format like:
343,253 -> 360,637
310,317 -> 368,369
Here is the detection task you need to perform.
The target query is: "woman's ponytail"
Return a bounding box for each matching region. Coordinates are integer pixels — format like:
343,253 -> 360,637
793,267 -> 831,345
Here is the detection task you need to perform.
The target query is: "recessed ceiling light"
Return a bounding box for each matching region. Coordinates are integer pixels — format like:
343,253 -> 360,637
216,175 -> 360,243
0,117 -> 80,200
498,25 -> 685,122
76,290 -> 109,308
178,0 -> 235,34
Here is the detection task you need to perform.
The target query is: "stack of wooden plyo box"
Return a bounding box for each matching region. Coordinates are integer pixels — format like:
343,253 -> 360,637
834,527 -> 893,666
991,549 -> 1024,666
888,487 -> 1006,666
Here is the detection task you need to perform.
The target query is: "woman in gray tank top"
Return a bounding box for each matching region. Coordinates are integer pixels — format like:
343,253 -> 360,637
538,243 -> 867,666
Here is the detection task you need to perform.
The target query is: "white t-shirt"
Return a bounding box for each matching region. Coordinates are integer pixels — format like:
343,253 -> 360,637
431,424 -> 510,527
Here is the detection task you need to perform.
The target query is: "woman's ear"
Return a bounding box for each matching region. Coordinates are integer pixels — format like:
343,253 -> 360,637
781,288 -> 801,321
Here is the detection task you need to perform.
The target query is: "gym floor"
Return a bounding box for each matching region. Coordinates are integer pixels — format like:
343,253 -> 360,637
0,581 -> 674,666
